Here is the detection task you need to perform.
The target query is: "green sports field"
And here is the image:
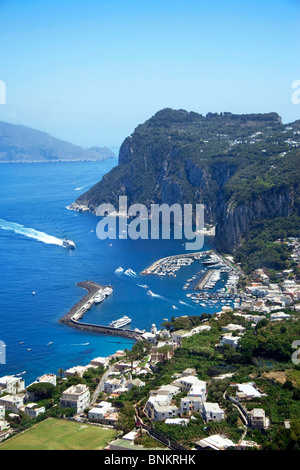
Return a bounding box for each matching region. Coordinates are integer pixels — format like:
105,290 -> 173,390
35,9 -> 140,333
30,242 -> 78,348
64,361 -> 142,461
0,418 -> 117,450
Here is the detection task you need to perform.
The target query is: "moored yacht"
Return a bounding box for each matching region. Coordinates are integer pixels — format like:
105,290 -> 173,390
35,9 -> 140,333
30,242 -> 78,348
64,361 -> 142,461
109,316 -> 131,328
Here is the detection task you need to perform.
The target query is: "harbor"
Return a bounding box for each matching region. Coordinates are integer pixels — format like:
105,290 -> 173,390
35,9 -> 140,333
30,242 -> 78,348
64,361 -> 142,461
59,281 -> 142,341
141,249 -> 242,309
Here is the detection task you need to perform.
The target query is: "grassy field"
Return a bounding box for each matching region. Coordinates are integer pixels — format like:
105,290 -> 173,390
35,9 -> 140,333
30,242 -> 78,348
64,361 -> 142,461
0,418 -> 117,450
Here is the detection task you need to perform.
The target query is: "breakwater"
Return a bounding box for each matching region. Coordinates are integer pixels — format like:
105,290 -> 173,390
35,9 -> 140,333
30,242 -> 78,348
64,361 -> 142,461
194,270 -> 214,291
59,281 -> 142,341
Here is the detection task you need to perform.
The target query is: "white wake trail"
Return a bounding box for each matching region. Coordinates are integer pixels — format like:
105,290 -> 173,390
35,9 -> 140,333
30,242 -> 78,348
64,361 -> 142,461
0,219 -> 64,247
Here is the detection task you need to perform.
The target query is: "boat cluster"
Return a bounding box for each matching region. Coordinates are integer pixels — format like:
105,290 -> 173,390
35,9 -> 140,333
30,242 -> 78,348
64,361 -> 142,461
70,286 -> 113,322
183,271 -> 204,290
152,256 -> 194,277
94,286 -> 113,304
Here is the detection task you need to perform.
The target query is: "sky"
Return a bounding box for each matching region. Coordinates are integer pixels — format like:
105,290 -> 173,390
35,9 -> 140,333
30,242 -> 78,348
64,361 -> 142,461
0,0 -> 299,149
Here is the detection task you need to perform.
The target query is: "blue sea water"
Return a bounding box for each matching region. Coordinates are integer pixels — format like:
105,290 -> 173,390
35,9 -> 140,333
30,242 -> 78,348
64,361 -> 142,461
0,161 -> 221,385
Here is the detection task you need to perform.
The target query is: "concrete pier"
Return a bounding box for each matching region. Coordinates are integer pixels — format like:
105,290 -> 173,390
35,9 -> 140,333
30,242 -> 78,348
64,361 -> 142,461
194,269 -> 214,290
59,281 -> 142,341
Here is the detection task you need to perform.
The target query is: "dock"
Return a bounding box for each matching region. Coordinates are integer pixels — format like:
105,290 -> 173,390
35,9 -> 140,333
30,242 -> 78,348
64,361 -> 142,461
194,270 -> 214,290
59,281 -> 142,341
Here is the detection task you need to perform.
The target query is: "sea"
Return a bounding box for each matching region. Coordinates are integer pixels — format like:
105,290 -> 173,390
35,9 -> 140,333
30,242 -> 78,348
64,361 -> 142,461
0,160 -> 229,385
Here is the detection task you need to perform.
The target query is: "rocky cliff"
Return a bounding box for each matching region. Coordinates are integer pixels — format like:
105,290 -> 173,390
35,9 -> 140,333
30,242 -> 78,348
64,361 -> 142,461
73,108 -> 300,254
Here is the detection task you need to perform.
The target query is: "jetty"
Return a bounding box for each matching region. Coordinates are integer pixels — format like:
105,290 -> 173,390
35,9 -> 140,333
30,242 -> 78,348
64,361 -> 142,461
59,281 -> 142,341
194,270 -> 214,290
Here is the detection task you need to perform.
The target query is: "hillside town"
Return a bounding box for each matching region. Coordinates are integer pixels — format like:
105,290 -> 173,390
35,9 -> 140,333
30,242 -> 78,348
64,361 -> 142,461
0,239 -> 299,450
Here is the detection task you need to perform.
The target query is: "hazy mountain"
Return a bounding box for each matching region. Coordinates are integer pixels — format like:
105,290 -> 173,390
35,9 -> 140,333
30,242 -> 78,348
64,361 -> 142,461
0,121 -> 115,162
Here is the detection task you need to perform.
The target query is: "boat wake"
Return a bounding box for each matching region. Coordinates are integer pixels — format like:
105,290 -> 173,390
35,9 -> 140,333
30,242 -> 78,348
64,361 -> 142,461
115,267 -> 124,275
147,290 -> 166,300
179,300 -> 195,309
74,182 -> 96,191
0,219 -> 65,247
124,268 -> 137,277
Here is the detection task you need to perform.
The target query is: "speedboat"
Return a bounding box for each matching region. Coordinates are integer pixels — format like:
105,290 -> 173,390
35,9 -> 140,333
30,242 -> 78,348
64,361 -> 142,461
62,239 -> 76,249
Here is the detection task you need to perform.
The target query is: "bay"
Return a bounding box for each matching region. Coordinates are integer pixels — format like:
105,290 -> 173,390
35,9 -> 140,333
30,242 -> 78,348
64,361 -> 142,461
0,161 -> 219,385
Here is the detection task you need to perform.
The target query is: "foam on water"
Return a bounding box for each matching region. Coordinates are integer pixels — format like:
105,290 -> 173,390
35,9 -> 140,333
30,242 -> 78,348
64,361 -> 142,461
124,268 -> 137,277
0,218 -> 64,247
115,267 -> 124,274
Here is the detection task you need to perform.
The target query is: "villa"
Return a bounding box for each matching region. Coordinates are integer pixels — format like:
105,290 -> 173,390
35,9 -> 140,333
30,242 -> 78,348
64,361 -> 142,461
60,384 -> 90,414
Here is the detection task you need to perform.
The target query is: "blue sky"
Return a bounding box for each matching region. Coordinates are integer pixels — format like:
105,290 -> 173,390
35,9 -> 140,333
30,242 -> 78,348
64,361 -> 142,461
0,0 -> 299,148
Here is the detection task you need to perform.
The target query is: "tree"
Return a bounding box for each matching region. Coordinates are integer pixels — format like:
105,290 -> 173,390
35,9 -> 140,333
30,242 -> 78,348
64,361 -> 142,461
26,382 -> 55,400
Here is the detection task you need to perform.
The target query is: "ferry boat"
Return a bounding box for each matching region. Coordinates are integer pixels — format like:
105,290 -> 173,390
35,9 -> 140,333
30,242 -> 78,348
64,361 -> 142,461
94,292 -> 105,303
109,316 -> 131,328
62,239 -> 76,249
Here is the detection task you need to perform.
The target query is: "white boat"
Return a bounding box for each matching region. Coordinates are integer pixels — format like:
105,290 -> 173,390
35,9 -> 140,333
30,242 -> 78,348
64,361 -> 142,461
62,239 -> 76,249
109,316 -> 131,328
94,292 -> 105,303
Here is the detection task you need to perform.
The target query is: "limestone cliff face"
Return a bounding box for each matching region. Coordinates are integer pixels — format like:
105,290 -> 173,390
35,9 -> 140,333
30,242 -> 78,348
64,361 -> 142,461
215,185 -> 299,252
74,108 -> 300,253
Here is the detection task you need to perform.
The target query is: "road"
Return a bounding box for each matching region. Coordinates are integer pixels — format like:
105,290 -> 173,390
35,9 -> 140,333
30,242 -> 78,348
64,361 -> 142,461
90,365 -> 113,405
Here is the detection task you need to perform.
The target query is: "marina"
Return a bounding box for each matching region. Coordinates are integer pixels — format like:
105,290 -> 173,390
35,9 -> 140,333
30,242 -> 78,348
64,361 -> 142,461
59,281 -> 142,340
141,251 -> 206,276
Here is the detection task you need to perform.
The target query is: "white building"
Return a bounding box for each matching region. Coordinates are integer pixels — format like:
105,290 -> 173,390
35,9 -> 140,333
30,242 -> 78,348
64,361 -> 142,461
36,373 -> 57,387
0,420 -> 9,432
180,395 -> 202,415
250,408 -> 268,430
270,312 -> 291,321
196,434 -> 235,450
104,378 -> 122,394
60,384 -> 90,414
144,395 -> 179,421
220,333 -> 241,348
88,401 -> 114,422
0,394 -> 25,413
64,365 -> 88,378
0,405 -> 5,420
24,403 -> 46,419
202,402 -> 225,422
174,376 -> 206,397
0,418 -> 10,442
0,376 -> 25,395
151,384 -> 181,398
89,356 -> 110,368
235,382 -> 262,400
222,324 -> 245,333
171,330 -> 191,345
165,418 -> 189,425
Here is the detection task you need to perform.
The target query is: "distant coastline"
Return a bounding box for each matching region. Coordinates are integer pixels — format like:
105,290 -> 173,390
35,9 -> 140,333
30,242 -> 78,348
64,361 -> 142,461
0,158 -> 116,164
